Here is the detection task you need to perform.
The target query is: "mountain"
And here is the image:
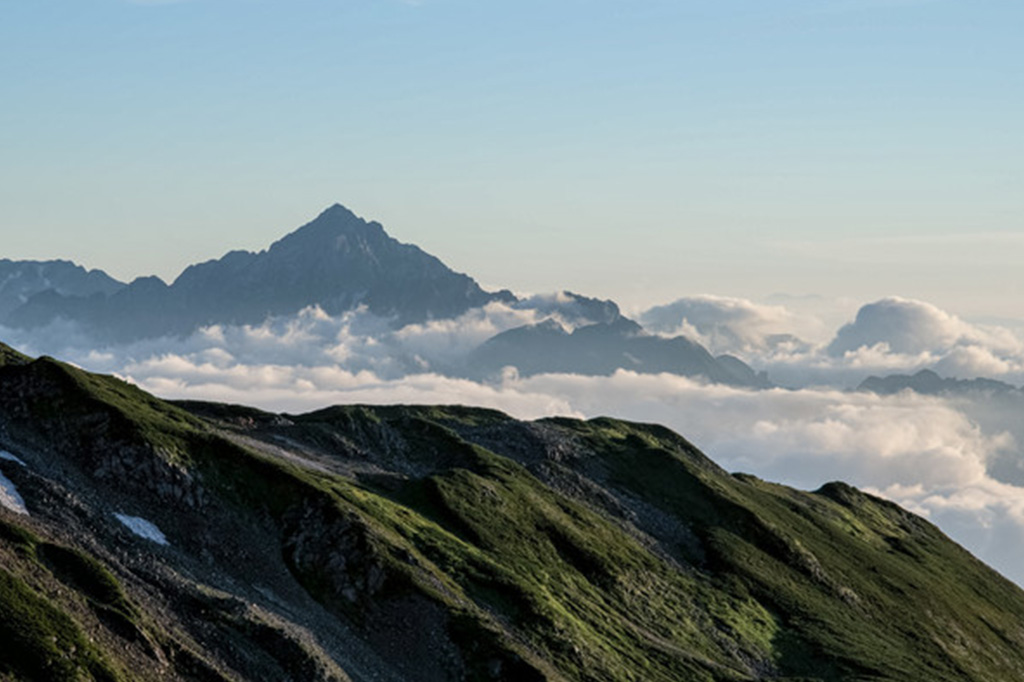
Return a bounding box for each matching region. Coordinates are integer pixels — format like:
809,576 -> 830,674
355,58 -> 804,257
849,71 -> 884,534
4,205 -> 515,342
466,317 -> 770,387
1,342 -> 1022,680
858,369 -> 1020,396
511,291 -> 622,327
0,259 -> 125,320
1,206 -> 768,388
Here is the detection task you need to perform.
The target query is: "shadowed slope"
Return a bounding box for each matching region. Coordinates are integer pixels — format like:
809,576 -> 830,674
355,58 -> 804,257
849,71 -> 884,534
0,346 -> 1022,680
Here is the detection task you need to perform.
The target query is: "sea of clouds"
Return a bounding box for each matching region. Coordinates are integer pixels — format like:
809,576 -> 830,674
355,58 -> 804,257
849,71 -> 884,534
5,294 -> 1024,585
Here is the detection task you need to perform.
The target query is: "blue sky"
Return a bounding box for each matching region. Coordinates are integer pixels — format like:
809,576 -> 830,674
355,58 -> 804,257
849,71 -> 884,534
2,0 -> 1021,315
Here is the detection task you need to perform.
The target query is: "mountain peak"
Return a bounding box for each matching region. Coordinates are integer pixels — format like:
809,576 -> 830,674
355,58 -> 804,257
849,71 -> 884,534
273,203 -> 387,252
319,202 -> 360,220
310,202 -> 370,230
3,347 -> 1024,682
2,204 -> 508,338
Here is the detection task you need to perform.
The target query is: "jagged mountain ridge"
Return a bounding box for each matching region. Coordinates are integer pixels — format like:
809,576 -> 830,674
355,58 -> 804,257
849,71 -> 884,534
467,316 -> 769,387
5,205 -> 515,341
0,259 -> 125,320
858,369 -> 1020,396
0,205 -> 768,387
1,342 -> 1023,680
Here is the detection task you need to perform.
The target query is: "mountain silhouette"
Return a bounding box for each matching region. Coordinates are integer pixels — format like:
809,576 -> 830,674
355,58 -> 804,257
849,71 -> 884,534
0,259 -> 124,320
467,316 -> 770,387
1,205 -> 768,387
5,205 -> 514,341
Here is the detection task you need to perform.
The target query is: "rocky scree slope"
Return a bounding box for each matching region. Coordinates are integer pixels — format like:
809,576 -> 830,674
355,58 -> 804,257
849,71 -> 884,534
0,342 -> 1023,681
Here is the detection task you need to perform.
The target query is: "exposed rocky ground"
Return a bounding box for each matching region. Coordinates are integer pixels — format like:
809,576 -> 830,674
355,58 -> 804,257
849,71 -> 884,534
2,341 -> 1024,681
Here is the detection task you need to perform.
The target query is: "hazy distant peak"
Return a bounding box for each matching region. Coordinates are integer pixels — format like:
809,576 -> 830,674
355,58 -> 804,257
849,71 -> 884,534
2,203 -> 512,339
468,314 -> 767,387
274,203 -> 388,248
858,368 -> 1019,396
0,258 -> 125,319
516,290 -> 621,326
127,275 -> 169,289
322,202 -> 361,219
592,316 -> 643,336
909,368 -> 942,383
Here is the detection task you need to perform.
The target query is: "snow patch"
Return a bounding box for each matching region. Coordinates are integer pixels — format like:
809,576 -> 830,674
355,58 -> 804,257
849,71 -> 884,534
114,513 -> 168,546
0,450 -> 27,466
0,471 -> 28,515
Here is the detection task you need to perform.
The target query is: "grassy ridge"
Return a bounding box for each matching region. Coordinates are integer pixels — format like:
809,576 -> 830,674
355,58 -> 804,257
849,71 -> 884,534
560,416 -> 1024,681
211,403 -> 1024,681
0,518 -> 125,682
3,350 -> 1024,680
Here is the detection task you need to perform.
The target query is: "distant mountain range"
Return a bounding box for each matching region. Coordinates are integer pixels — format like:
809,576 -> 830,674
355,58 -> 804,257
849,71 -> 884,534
467,316 -> 769,386
0,258 -> 124,320
3,205 -> 514,342
0,204 -> 767,387
2,342 -> 1024,681
858,369 -> 1020,396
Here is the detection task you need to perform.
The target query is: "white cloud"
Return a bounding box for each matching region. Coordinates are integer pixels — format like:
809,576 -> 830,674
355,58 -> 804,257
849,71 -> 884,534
6,294 -> 1024,586
630,294 -> 1024,389
115,353 -> 1024,584
637,295 -> 821,355
868,478 -> 1024,580
827,297 -> 1023,359
0,301 -> 543,382
731,297 -> 1024,389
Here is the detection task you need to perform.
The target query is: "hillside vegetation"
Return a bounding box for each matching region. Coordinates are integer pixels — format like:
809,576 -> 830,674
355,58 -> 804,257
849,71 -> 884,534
1,341 -> 1022,681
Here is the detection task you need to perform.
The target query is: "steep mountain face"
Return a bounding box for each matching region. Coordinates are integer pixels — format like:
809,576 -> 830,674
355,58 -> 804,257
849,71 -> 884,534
0,342 -> 1022,681
467,317 -> 770,387
169,204 -> 514,327
0,206 -> 768,389
5,205 -> 515,341
0,259 -> 125,320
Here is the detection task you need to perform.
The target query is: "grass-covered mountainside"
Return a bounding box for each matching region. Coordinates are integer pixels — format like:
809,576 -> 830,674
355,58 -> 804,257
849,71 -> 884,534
1,341 -> 1023,681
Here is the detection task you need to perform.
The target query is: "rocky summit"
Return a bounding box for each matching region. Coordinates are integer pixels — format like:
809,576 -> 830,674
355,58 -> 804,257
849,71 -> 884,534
0,205 -> 768,388
3,205 -> 515,342
1,341 -> 1024,681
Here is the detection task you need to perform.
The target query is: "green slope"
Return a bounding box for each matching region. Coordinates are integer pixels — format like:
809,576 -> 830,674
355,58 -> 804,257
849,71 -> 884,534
0,348 -> 1023,681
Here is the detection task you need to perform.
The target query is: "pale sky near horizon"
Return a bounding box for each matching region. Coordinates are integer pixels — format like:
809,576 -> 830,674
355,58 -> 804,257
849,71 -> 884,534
1,0 -> 1021,317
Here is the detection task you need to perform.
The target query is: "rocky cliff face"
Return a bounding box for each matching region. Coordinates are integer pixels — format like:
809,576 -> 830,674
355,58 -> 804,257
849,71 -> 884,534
4,205 -> 514,342
1,342 -> 1023,681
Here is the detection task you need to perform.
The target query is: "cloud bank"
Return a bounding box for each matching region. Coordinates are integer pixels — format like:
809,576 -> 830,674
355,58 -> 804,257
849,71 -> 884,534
828,297 -> 1024,377
638,294 -> 819,355
4,293 -> 1024,585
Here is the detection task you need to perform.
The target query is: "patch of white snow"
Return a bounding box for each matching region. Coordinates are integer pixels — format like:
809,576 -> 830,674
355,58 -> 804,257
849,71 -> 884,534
0,450 -> 27,466
0,471 -> 28,515
114,513 -> 169,546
